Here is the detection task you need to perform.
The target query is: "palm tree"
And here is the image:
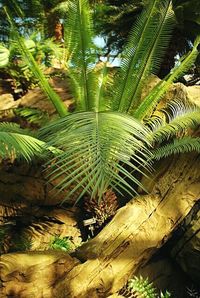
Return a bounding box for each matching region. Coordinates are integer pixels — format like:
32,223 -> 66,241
1,0 -> 200,204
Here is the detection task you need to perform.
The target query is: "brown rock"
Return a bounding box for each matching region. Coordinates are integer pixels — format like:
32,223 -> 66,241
0,251 -> 80,298
187,85 -> 200,107
0,93 -> 20,110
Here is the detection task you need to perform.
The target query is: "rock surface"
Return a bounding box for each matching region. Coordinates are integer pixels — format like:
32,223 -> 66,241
0,163 -> 78,206
0,74 -> 73,115
0,153 -> 200,297
0,206 -> 82,253
0,251 -> 80,298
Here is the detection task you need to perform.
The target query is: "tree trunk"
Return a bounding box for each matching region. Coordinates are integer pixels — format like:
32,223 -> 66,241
0,154 -> 200,297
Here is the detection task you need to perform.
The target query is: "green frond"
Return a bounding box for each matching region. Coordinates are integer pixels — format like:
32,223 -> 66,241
14,107 -> 49,126
0,122 -> 46,161
93,62 -> 113,112
65,0 -> 98,112
153,137 -> 200,160
123,275 -> 171,298
112,0 -> 174,113
149,101 -> 200,143
39,111 -> 152,202
134,35 -> 200,120
4,6 -> 67,118
127,276 -> 157,297
0,122 -> 33,135
128,4 -> 175,114
0,44 -> 10,68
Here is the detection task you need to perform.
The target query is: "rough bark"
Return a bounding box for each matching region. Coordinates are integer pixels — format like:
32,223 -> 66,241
1,154 -> 199,298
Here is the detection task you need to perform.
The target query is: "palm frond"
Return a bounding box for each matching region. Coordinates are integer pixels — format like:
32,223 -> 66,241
39,111 -> 152,202
112,0 -> 173,113
65,0 -> 98,112
93,62 -> 113,112
4,6 -> 67,117
152,137 -> 200,160
128,4 -> 175,114
0,122 -> 46,161
134,35 -> 200,120
15,107 -> 49,126
149,101 -> 200,143
0,44 -> 9,68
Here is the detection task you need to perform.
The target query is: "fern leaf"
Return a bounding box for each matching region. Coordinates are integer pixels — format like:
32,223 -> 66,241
153,137 -> 200,160
134,35 -> 200,120
65,0 -> 98,112
39,111 -> 152,202
15,107 -> 49,126
128,3 -> 175,113
149,101 -> 200,143
112,0 -> 173,113
127,276 -> 157,298
0,122 -> 46,161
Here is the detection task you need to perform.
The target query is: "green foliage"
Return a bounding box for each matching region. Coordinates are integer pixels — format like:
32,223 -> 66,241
0,44 -> 9,67
150,101 -> 200,143
0,0 -> 199,204
134,36 -> 200,120
93,0 -> 144,52
15,107 -> 49,126
153,137 -> 200,160
40,112 -> 151,202
127,276 -> 157,297
49,235 -> 72,252
39,0 -> 199,202
112,0 -> 175,113
95,0 -> 200,55
0,31 -> 66,92
64,0 -> 102,112
0,122 -> 46,162
120,276 -> 171,298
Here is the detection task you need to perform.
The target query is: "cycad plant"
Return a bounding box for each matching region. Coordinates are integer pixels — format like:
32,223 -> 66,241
119,276 -> 171,298
0,0 -> 200,203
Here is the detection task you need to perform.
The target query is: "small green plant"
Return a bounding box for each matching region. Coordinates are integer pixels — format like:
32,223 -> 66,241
49,236 -> 72,252
119,276 -> 171,298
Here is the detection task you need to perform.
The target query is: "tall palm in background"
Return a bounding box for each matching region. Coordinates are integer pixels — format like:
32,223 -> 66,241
0,0 -> 200,203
